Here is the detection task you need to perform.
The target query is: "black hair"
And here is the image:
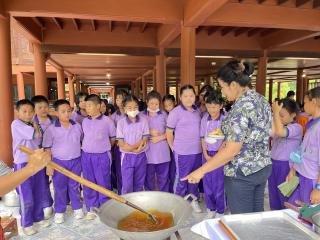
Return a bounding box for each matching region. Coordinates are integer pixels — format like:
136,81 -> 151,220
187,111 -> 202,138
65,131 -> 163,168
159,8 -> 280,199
75,92 -> 88,106
163,94 -> 176,103
122,95 -> 139,108
205,90 -> 225,105
306,87 -> 320,100
279,98 -> 299,115
146,90 -> 161,103
199,85 -> 214,96
54,99 -> 70,111
16,99 -> 34,110
286,91 -> 295,98
107,103 -> 116,115
85,94 -> 101,104
115,89 -> 128,98
31,95 -> 49,105
217,60 -> 254,87
180,84 -> 196,96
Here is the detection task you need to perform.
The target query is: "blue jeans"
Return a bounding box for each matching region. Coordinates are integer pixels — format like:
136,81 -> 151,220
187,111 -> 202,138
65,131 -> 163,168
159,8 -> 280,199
224,165 -> 272,214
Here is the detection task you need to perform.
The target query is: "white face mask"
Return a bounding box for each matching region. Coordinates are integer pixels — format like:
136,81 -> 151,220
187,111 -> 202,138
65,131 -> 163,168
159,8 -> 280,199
126,110 -> 139,118
147,108 -> 160,113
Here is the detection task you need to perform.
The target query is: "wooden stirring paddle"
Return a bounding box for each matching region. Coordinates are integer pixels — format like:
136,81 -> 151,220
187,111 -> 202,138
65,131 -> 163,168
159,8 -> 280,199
19,145 -> 158,223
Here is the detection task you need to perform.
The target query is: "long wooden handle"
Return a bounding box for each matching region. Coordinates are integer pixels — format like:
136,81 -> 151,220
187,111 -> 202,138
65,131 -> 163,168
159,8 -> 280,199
284,202 -> 300,212
19,145 -> 127,204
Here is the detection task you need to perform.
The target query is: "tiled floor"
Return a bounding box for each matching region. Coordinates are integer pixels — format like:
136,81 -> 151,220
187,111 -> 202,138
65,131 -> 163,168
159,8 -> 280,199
1,191 -> 271,240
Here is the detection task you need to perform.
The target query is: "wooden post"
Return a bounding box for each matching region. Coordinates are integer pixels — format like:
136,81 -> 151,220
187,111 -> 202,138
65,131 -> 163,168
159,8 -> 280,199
277,81 -> 281,98
268,79 -> 273,103
296,69 -> 303,105
156,48 -> 166,96
57,68 -> 65,99
33,43 -> 48,97
68,76 -> 75,108
17,72 -> 25,100
142,75 -> 147,101
256,53 -> 268,96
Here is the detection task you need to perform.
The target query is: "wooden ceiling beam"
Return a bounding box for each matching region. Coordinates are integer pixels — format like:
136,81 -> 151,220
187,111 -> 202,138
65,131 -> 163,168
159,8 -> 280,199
277,0 -> 289,5
221,27 -> 234,36
72,18 -> 80,31
314,0 -> 320,8
247,28 -> 261,37
108,20 -> 113,32
234,27 -> 251,37
207,26 -> 220,36
126,21 -> 131,32
52,17 -> 63,30
91,20 -> 96,31
296,0 -> 311,7
141,22 -> 148,33
32,17 -> 44,29
157,24 -> 180,47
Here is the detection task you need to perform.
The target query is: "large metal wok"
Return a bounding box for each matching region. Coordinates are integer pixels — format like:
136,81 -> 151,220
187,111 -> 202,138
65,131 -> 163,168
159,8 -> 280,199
93,191 -> 194,240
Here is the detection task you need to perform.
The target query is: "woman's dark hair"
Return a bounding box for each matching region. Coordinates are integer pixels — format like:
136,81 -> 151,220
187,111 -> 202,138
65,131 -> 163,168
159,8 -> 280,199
199,85 -> 214,96
107,103 -> 116,115
85,94 -> 101,104
162,94 -> 176,103
122,95 -> 139,108
180,84 -> 196,96
279,98 -> 299,115
286,91 -> 295,98
116,89 -> 128,98
16,99 -> 34,110
75,92 -> 88,106
101,99 -> 109,116
31,95 -> 49,105
146,90 -> 161,103
217,60 -> 254,87
205,90 -> 225,105
54,99 -> 70,111
306,86 -> 320,100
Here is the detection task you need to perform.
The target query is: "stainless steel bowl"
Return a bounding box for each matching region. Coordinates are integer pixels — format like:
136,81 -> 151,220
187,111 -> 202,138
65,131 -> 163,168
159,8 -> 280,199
93,191 -> 193,240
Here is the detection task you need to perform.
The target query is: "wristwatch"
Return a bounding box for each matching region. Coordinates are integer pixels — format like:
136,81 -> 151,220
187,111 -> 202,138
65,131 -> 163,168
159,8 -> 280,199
315,183 -> 320,191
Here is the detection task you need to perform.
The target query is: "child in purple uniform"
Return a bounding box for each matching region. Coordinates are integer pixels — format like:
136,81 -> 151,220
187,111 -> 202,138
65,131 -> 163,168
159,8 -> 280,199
200,91 -> 225,218
166,85 -> 202,213
82,94 -> 116,220
43,100 -> 84,224
31,95 -> 55,219
11,100 -> 50,236
71,92 -> 88,124
287,87 -> 320,205
110,90 -> 128,194
163,94 -> 177,193
142,91 -> 171,192
269,98 -> 302,210
116,95 -> 149,194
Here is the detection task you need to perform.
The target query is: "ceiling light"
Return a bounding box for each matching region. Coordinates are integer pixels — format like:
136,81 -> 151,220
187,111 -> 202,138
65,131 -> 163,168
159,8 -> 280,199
106,82 -> 110,85
302,73 -> 307,77
200,82 -> 205,85
106,73 -> 111,79
211,62 -> 216,66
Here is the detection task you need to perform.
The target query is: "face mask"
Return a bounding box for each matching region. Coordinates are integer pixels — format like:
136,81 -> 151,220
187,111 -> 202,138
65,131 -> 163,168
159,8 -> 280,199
147,108 -> 160,113
126,110 -> 139,118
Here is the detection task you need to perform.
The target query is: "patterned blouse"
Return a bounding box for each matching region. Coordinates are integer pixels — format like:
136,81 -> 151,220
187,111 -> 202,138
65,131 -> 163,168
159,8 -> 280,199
221,90 -> 272,177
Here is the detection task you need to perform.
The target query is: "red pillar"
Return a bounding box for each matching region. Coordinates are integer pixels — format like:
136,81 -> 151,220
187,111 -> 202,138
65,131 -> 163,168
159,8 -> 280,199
152,68 -> 156,91
0,15 -> 14,167
68,76 -> 75,108
142,75 -> 147,101
268,79 -> 273,103
277,81 -> 281,98
75,79 -> 80,94
57,68 -> 65,99
17,72 -> 25,100
180,26 -> 196,87
256,53 -> 268,96
296,69 -> 303,105
156,48 -> 166,97
33,43 -> 48,97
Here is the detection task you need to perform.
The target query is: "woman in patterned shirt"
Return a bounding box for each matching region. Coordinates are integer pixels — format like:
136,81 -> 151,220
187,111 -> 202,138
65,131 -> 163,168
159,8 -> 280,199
182,60 -> 272,214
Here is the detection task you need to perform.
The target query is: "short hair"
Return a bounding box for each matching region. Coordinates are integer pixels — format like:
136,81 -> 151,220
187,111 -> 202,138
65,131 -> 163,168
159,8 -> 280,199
146,90 -> 161,103
75,92 -> 88,106
162,94 -> 175,103
305,86 -> 320,100
54,99 -> 70,111
180,84 -> 196,96
287,91 -> 295,98
205,90 -> 225,105
85,94 -> 101,104
31,95 -> 49,105
115,89 -> 128,98
122,95 -> 139,108
199,85 -> 214,96
16,99 -> 34,110
278,98 -> 299,115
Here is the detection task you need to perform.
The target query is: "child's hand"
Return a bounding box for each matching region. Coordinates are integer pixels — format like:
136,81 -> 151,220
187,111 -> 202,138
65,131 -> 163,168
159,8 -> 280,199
150,129 -> 160,137
310,189 -> 320,204
46,166 -> 54,176
150,136 -> 161,144
286,168 -> 296,182
272,101 -> 283,114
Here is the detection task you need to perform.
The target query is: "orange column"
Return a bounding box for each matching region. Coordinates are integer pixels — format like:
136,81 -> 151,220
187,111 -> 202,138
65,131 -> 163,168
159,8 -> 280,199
0,15 -> 14,167
141,75 -> 147,101
256,54 -> 268,96
17,72 -> 25,100
68,76 -> 75,108
296,69 -> 303,105
156,48 -> 166,97
180,26 -> 196,87
33,43 -> 48,97
57,68 -> 65,99
75,79 -> 80,94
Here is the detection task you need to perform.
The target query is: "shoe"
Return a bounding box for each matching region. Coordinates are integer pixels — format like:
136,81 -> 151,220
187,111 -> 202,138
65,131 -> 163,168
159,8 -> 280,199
44,206 -> 53,220
206,209 -> 216,219
191,200 -> 202,213
23,226 -> 37,236
54,213 -> 65,224
86,211 -> 96,220
215,213 -> 225,218
74,209 -> 84,220
36,219 -> 51,228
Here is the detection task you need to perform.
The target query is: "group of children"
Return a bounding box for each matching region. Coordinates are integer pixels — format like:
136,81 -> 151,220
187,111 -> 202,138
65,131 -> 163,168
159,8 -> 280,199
11,83 -> 320,236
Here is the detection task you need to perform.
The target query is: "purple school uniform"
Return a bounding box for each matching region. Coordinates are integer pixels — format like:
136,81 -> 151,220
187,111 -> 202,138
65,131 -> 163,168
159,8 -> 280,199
71,110 -> 87,124
110,110 -> 126,194
43,120 -> 83,213
11,120 -> 45,227
269,122 -> 302,210
81,115 -> 116,211
200,114 -> 225,213
116,115 -> 149,194
142,110 -> 171,192
289,117 -> 320,205
167,105 -> 202,198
